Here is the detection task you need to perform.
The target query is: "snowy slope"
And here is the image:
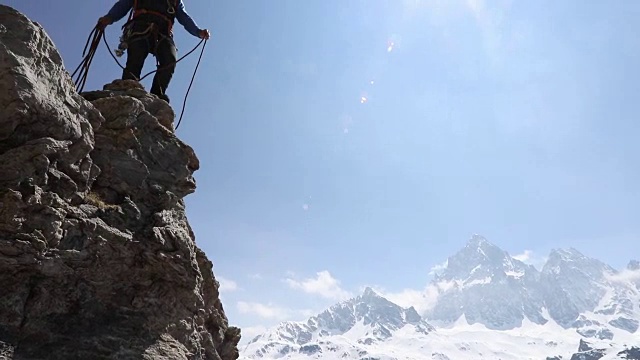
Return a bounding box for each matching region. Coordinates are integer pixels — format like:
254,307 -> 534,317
241,296 -> 638,360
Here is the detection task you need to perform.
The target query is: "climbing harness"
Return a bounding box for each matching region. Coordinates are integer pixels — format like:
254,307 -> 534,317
114,0 -> 180,57
115,22 -> 156,59
132,9 -> 175,34
126,0 -> 179,36
70,22 -> 207,130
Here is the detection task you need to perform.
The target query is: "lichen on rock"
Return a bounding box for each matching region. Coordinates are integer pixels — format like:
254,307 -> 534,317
0,5 -> 240,359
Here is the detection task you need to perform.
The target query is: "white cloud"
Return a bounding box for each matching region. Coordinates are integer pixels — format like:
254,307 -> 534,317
607,269 -> 640,284
217,276 -> 238,293
248,273 -> 263,280
298,309 -> 316,318
382,288 -> 427,309
373,280 -> 457,315
512,250 -> 547,270
285,270 -> 352,301
513,250 -> 532,262
240,325 -> 268,343
237,301 -> 290,319
429,259 -> 448,275
421,280 -> 460,313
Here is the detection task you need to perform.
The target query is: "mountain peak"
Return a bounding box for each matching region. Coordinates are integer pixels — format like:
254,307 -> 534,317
440,235 -> 510,279
548,247 -> 586,261
543,248 -> 614,278
462,234 -> 504,258
467,234 -> 491,247
361,286 -> 380,299
425,236 -> 550,330
246,285 -> 435,356
628,260 -> 640,271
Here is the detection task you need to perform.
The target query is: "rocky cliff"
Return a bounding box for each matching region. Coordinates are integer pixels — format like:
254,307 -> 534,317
0,5 -> 239,359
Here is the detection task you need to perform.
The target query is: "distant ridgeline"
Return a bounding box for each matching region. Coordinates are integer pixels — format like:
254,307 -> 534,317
242,236 -> 639,360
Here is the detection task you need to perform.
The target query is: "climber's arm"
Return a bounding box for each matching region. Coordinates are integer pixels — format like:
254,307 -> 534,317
104,0 -> 134,24
175,1 -> 209,39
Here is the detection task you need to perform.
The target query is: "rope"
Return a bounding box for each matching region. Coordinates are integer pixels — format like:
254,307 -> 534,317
102,34 -> 126,70
73,24 -> 207,131
101,29 -> 207,131
139,38 -> 205,81
175,39 -> 207,130
71,26 -> 104,93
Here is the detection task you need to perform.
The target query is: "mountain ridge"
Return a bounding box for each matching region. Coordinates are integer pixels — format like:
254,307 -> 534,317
241,235 -> 639,360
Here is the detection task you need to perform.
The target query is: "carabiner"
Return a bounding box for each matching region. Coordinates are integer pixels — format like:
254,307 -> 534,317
167,0 -> 176,14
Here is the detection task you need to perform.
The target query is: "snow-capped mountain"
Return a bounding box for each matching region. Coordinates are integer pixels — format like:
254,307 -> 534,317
424,236 -> 640,339
539,247 -> 639,343
243,287 -> 434,358
425,235 -> 547,329
240,236 -> 640,359
540,247 -> 616,328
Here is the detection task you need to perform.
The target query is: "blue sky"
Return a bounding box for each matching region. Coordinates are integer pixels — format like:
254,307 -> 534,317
7,0 -> 640,341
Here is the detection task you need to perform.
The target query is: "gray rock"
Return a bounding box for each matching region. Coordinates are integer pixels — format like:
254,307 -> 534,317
0,5 -> 239,359
576,327 -> 614,340
569,339 -> 606,360
617,347 -> 640,359
608,317 -> 639,333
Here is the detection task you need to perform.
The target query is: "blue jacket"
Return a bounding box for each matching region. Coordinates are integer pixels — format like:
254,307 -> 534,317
106,0 -> 202,37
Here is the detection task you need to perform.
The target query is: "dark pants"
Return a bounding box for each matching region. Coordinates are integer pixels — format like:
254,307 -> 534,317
122,22 -> 177,102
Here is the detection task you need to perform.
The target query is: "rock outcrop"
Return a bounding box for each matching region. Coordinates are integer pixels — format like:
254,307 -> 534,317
0,5 -> 239,359
617,347 -> 640,360
568,339 -> 606,360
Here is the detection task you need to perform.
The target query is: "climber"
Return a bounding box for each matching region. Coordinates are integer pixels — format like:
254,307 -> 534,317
97,0 -> 210,103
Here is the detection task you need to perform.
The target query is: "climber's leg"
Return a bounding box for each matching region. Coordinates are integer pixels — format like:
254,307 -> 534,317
122,37 -> 150,81
150,36 -> 177,103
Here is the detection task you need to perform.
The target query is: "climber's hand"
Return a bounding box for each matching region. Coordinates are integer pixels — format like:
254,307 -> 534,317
199,29 -> 210,40
97,16 -> 112,30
